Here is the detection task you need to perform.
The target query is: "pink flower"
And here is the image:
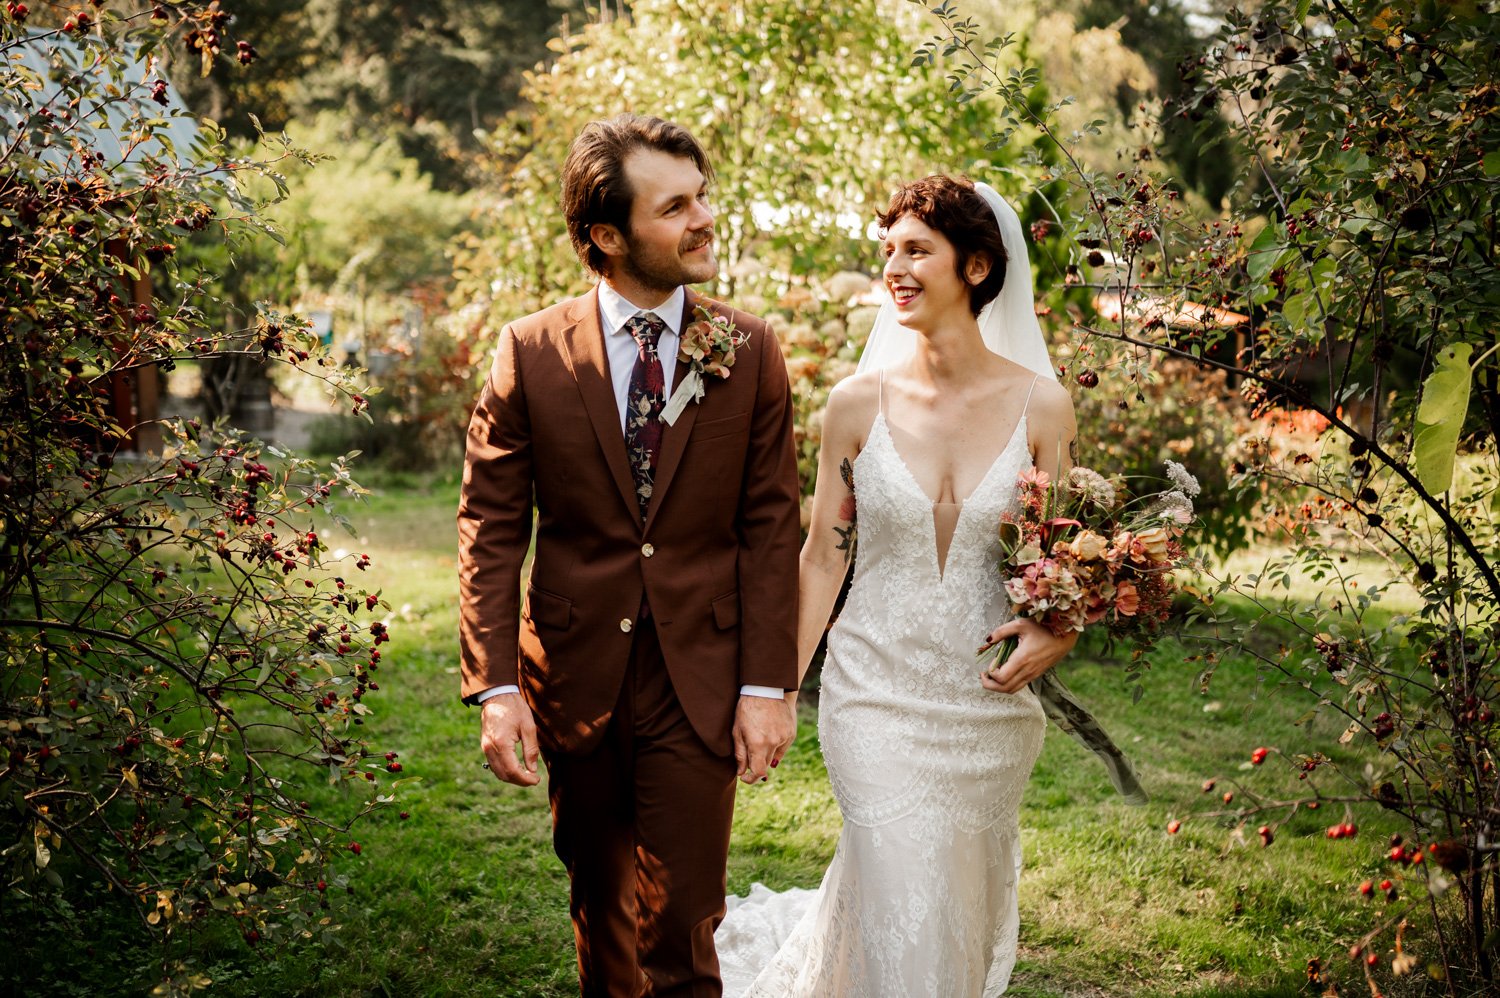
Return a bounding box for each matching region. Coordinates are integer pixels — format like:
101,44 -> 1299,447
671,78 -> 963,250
1018,467 -> 1052,492
1040,517 -> 1082,550
1114,580 -> 1141,617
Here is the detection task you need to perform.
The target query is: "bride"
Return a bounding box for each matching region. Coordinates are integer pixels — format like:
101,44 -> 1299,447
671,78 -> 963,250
716,176 -> 1130,995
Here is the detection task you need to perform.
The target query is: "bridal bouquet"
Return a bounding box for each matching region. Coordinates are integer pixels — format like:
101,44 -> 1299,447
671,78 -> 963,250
980,460 -> 1196,670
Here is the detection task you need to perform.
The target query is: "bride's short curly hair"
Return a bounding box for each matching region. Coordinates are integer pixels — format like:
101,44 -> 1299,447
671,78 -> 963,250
877,176 -> 1008,316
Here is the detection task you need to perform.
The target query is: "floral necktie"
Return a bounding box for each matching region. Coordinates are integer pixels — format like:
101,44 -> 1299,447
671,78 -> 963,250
624,313 -> 667,521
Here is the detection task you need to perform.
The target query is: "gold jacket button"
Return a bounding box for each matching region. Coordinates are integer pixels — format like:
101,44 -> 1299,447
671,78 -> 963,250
641,543 -> 655,557
620,618 -> 633,633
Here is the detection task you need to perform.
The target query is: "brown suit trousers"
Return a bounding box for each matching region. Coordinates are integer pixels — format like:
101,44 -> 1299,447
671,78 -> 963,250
546,619 -> 737,997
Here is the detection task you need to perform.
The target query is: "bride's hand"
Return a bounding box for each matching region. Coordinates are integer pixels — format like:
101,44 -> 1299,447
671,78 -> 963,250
979,619 -> 1078,694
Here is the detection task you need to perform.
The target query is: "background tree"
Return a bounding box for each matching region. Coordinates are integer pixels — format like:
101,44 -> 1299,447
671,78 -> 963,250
168,0 -> 592,188
1070,0 -> 1240,206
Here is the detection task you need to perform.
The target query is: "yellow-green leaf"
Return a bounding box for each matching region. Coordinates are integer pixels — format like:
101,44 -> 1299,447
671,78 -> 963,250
1413,343 -> 1473,493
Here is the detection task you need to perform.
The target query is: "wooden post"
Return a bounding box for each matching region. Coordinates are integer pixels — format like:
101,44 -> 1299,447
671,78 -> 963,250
129,257 -> 161,455
103,238 -> 162,455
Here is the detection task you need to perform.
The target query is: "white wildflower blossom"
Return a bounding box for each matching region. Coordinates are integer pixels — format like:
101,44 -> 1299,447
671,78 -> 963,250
1165,460 -> 1201,498
1156,489 -> 1196,525
1067,466 -> 1116,509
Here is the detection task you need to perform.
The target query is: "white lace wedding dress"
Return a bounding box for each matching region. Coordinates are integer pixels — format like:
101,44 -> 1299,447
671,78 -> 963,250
717,400 -> 1047,996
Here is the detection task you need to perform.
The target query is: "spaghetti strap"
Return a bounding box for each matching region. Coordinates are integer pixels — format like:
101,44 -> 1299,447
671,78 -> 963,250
1020,374 -> 1040,416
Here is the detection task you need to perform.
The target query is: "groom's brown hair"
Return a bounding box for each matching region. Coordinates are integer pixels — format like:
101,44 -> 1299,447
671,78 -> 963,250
561,113 -> 714,276
878,176 -> 1008,316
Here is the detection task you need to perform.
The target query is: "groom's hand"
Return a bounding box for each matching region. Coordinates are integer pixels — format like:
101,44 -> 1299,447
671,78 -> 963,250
733,694 -> 794,785
480,694 -> 541,787
980,619 -> 1079,694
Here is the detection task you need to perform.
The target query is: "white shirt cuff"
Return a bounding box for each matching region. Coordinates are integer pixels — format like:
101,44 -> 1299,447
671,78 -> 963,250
739,684 -> 786,699
476,685 -> 520,703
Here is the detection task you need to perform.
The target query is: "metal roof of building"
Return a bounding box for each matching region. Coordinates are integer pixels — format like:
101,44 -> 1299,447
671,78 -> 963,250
2,27 -> 202,179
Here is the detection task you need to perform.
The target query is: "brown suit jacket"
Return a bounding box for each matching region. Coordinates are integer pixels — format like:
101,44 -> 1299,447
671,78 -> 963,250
457,285 -> 801,757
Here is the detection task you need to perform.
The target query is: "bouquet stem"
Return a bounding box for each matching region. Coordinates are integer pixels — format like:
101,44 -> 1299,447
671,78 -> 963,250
979,635 -> 1020,676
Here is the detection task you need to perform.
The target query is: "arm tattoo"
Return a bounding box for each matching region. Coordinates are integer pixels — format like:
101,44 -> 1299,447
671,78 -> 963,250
833,457 -> 858,567
1069,437 -> 1079,466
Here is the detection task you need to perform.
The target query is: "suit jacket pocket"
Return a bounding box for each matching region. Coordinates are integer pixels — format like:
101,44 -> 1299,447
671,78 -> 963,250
711,591 -> 740,630
691,413 -> 749,443
525,584 -> 573,630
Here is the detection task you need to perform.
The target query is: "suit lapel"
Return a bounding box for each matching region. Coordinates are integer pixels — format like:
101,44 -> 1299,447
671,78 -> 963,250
643,289 -> 703,534
560,286 -> 640,520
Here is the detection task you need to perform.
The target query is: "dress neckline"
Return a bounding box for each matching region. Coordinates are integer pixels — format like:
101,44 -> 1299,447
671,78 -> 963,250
862,411 -> 1030,583
871,409 -> 1029,509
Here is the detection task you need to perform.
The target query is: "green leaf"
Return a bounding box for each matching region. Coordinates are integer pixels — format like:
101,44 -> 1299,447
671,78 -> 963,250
1484,151 -> 1500,176
1295,0 -> 1312,21
1246,222 -> 1282,282
1413,343 -> 1474,493
1311,256 -> 1336,292
1282,291 -> 1310,333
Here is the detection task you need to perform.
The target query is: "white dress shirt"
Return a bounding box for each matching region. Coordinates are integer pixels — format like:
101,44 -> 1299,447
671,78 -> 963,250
477,282 -> 784,705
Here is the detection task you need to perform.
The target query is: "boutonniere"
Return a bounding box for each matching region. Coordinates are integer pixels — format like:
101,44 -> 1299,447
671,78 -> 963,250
661,306 -> 749,425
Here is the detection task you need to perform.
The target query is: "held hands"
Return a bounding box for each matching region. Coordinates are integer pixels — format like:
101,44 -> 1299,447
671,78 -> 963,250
732,694 -> 796,785
979,618 -> 1079,694
480,693 -> 541,787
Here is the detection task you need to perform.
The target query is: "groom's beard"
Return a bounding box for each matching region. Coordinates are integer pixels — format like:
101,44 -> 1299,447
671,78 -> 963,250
620,228 -> 717,293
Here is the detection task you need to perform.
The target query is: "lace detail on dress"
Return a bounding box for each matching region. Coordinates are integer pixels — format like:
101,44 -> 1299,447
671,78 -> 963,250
718,410 -> 1048,997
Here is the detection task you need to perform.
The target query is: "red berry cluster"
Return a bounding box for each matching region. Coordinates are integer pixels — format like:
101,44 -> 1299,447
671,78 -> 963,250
1295,753 -> 1326,780
243,461 -> 273,489
258,323 -> 285,357
169,203 -> 215,232
1384,834 -> 1430,870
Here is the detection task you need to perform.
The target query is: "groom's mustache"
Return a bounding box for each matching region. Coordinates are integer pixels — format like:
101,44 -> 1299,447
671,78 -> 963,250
682,231 -> 714,253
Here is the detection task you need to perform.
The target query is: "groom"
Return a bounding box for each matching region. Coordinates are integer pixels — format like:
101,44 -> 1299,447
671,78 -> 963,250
457,113 -> 801,996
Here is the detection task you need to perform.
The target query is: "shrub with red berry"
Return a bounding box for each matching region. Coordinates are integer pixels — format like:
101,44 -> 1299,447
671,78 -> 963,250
919,0 -> 1500,990
0,5 -> 397,989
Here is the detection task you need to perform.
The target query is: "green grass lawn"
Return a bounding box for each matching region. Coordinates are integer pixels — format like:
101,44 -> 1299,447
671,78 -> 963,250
176,472 -> 1428,997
